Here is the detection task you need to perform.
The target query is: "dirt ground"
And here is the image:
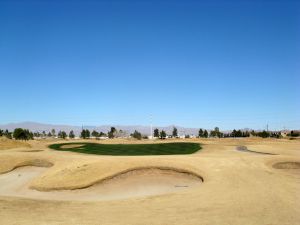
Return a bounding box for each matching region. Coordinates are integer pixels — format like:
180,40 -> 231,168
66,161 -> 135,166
0,137 -> 299,225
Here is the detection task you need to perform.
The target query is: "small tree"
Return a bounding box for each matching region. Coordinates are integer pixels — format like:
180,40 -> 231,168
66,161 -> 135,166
85,129 -> 90,139
80,129 -> 90,139
61,131 -> 67,139
108,132 -> 114,139
80,129 -> 86,139
258,130 -> 269,138
34,132 -> 40,138
210,127 -> 221,138
231,129 -> 237,137
57,130 -> 67,139
215,127 -> 220,133
108,127 -> 116,139
24,129 -> 33,140
4,129 -> 12,139
51,129 -> 56,137
172,127 -> 178,138
0,129 -> 3,136
69,130 -> 75,139
154,128 -> 159,138
92,130 -> 99,138
159,130 -> 166,139
203,130 -> 208,138
217,132 -> 223,138
13,128 -> 33,141
47,132 -> 52,137
99,132 -> 106,137
13,128 -> 27,140
110,127 -> 116,134
198,129 -> 204,138
131,130 -> 142,140
236,130 -> 242,137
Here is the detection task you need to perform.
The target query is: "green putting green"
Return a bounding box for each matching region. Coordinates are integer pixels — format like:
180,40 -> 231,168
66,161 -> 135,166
49,142 -> 201,156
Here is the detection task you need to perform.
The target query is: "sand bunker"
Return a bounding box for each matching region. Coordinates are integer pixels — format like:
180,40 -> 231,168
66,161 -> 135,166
0,167 -> 203,201
60,144 -> 84,149
273,162 -> 300,169
19,150 -> 44,152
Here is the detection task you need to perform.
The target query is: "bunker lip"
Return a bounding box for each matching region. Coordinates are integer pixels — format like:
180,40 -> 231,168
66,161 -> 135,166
32,166 -> 204,191
18,150 -> 44,152
86,166 -> 204,189
0,166 -> 203,201
236,146 -> 277,155
272,162 -> 300,169
0,159 -> 53,175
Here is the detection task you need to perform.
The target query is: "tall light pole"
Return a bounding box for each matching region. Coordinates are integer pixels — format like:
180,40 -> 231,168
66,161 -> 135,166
150,114 -> 153,139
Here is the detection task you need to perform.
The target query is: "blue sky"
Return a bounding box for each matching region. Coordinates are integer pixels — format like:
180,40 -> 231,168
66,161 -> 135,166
0,0 -> 299,130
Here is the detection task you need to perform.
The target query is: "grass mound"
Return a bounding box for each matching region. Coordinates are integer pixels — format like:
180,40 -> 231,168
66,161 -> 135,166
49,142 -> 201,156
0,137 -> 31,150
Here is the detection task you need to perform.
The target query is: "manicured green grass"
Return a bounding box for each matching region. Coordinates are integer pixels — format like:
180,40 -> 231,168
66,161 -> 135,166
49,142 -> 201,156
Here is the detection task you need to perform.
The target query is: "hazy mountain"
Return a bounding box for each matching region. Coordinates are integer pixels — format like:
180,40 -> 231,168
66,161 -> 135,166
0,122 -> 201,136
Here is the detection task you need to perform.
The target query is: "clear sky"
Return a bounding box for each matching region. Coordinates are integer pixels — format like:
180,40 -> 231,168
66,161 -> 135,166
0,0 -> 299,130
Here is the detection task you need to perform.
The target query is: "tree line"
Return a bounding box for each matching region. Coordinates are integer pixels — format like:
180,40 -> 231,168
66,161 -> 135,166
153,128 -> 167,139
0,126 -> 295,141
0,129 -> 12,139
0,128 -> 33,141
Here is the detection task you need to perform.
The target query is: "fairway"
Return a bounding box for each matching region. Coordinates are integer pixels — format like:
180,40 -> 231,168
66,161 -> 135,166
49,142 -> 201,156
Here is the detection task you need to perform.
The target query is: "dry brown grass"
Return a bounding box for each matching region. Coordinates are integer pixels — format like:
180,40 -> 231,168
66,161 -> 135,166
0,137 -> 31,150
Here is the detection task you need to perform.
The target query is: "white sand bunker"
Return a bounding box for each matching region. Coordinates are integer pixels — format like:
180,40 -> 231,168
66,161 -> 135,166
0,167 -> 203,201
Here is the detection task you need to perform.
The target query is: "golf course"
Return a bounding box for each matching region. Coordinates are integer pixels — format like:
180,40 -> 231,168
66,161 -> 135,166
0,0 -> 298,224
0,137 -> 299,225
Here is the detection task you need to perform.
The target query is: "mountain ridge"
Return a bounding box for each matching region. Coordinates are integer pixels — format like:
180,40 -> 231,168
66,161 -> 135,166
0,121 -> 201,136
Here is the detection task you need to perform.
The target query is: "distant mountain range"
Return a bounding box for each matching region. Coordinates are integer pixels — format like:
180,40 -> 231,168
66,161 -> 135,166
0,122 -> 202,136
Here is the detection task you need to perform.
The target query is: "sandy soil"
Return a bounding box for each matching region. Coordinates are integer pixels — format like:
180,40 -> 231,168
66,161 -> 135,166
0,137 -> 299,225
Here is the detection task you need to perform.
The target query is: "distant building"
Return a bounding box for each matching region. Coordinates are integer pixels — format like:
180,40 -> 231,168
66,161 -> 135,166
280,130 -> 290,137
